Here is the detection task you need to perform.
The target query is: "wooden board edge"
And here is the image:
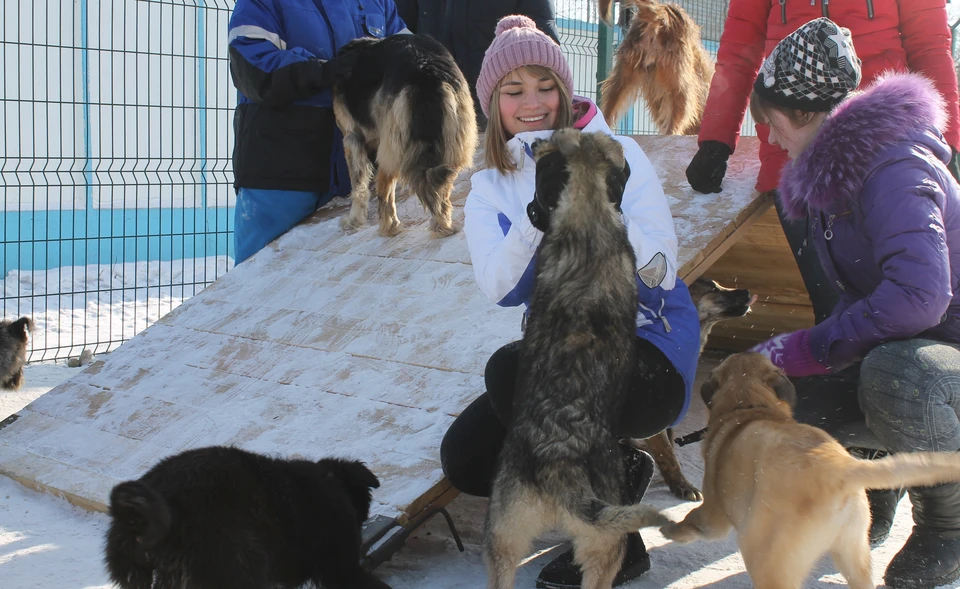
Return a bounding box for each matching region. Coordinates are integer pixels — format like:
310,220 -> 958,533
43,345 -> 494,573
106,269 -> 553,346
680,193 -> 773,283
0,469 -> 109,514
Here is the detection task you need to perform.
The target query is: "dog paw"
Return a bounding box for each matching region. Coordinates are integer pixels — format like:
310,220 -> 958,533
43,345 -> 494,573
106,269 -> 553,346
430,220 -> 461,239
667,479 -> 703,502
378,216 -> 404,237
660,521 -> 700,544
340,213 -> 367,232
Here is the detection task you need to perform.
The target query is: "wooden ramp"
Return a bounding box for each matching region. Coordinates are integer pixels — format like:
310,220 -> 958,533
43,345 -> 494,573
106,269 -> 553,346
0,135 -> 763,560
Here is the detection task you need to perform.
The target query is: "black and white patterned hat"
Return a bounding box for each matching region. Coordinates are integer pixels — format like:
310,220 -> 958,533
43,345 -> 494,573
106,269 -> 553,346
754,18 -> 862,112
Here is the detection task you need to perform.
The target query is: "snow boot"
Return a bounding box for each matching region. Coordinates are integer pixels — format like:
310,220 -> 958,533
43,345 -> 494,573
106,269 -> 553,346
867,487 -> 904,545
884,482 -> 960,589
849,447 -> 903,545
535,445 -> 655,589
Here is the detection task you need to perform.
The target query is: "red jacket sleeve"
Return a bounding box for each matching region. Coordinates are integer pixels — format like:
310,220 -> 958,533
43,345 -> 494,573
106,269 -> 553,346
698,0 -> 772,150
900,0 -> 960,151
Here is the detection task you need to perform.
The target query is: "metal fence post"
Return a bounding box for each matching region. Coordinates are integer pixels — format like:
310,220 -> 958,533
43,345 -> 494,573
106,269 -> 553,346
596,13 -> 614,104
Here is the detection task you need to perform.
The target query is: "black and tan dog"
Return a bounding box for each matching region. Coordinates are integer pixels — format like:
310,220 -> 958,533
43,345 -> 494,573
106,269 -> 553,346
629,278 -> 755,501
661,353 -> 960,589
333,34 -> 477,238
0,316 -> 32,390
483,129 -> 668,589
104,446 -> 391,589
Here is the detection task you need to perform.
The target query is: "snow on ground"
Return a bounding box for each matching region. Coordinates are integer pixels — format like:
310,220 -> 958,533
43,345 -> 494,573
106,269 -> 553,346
3,256 -> 232,361
4,357 -> 960,589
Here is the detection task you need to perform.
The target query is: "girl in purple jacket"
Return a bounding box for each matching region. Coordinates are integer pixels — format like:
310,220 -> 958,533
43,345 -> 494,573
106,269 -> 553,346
748,19 -> 960,589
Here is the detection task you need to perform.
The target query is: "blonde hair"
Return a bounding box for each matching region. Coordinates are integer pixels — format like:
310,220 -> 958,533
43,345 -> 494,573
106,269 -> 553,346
484,65 -> 574,175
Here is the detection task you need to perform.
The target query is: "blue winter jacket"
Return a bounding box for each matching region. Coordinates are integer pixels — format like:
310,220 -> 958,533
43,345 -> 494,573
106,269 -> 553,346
228,0 -> 407,194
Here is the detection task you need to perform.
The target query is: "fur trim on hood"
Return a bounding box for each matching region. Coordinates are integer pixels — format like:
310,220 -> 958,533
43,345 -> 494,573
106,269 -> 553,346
778,71 -> 948,219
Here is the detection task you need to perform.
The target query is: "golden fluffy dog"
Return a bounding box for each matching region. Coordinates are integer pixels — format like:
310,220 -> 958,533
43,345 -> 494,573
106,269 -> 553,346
661,352 -> 960,589
598,0 -> 713,135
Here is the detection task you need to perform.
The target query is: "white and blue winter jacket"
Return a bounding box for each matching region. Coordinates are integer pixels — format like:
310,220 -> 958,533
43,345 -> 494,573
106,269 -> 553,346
464,101 -> 700,424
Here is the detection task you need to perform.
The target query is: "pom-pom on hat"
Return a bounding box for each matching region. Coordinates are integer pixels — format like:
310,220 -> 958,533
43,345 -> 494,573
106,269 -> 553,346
476,15 -> 573,118
754,17 -> 862,112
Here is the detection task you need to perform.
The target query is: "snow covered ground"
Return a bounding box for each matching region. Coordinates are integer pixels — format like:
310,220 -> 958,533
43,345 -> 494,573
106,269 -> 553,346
3,357 -> 960,589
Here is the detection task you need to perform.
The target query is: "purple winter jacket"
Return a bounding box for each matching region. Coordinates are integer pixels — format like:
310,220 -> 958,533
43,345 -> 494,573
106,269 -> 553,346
779,72 -> 960,370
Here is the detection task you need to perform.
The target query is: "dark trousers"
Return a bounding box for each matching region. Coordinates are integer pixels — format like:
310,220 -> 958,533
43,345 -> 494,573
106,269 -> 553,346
440,338 -> 686,497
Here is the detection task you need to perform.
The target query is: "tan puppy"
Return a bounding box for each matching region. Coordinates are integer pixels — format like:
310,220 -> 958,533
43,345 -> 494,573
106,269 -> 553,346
661,352 -> 960,589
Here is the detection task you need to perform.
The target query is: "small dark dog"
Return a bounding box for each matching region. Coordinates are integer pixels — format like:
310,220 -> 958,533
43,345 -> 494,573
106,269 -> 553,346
333,34 -> 477,237
629,278 -> 755,501
484,130 -> 668,589
688,278 -> 757,353
0,316 -> 32,390
104,446 -> 391,589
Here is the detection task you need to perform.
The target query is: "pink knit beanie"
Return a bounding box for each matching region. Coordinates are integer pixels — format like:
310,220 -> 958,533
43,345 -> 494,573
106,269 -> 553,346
476,15 -> 574,118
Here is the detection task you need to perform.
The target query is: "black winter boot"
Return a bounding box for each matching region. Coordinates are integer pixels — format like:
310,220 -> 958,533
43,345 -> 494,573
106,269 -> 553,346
867,487 -> 904,545
848,448 -> 902,545
535,446 -> 655,589
884,482 -> 960,589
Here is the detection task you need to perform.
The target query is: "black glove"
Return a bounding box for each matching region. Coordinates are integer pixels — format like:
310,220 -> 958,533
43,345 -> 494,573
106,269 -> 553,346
686,140 -> 732,194
950,148 -> 960,184
605,159 -> 631,212
315,50 -> 361,87
527,149 -> 570,232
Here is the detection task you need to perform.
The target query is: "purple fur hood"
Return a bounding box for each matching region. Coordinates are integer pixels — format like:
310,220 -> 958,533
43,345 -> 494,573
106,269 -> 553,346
776,71 -> 960,369
779,72 -> 949,219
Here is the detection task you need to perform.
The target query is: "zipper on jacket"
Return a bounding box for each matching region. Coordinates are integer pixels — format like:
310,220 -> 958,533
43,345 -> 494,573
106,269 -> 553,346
780,0 -> 787,24
866,0 -> 874,19
821,0 -> 829,17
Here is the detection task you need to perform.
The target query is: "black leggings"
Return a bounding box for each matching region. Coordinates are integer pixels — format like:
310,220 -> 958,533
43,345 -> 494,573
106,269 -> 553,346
440,338 -> 686,497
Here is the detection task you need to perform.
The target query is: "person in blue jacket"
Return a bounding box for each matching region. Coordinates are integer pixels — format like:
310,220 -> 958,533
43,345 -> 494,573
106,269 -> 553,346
228,0 -> 409,263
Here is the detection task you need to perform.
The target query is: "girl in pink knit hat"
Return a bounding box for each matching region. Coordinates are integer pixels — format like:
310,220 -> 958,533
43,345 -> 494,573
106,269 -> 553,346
442,14 -> 700,589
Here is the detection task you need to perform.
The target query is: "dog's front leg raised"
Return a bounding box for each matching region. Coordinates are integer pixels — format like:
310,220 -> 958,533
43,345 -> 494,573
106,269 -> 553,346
660,502 -> 731,544
340,133 -> 375,232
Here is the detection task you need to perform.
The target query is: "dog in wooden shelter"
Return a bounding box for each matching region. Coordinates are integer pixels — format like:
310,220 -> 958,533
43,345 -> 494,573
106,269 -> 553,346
332,34 -> 477,238
661,352 -> 960,589
597,0 -> 714,135
104,445 -> 391,589
0,316 -> 32,390
483,129 -> 669,589
630,278 -> 756,501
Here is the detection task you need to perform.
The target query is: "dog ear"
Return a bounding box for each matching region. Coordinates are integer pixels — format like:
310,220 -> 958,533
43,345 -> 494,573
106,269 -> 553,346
320,458 -> 381,490
552,128 -> 581,158
770,373 -> 797,407
700,375 -> 719,408
9,317 -> 32,341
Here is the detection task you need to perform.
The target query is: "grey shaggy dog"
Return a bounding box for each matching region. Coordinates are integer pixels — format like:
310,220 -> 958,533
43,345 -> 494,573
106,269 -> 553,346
483,130 -> 669,589
0,317 -> 32,390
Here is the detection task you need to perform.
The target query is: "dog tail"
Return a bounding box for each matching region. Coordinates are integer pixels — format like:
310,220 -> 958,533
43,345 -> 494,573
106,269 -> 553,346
108,480 -> 172,548
844,452 -> 960,492
574,496 -> 671,535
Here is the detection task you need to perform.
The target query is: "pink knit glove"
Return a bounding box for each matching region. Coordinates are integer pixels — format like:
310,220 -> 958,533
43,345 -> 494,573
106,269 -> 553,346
749,329 -> 830,378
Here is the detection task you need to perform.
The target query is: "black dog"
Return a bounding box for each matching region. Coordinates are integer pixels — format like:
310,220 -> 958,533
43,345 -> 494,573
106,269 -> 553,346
104,446 -> 391,589
0,316 -> 32,390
